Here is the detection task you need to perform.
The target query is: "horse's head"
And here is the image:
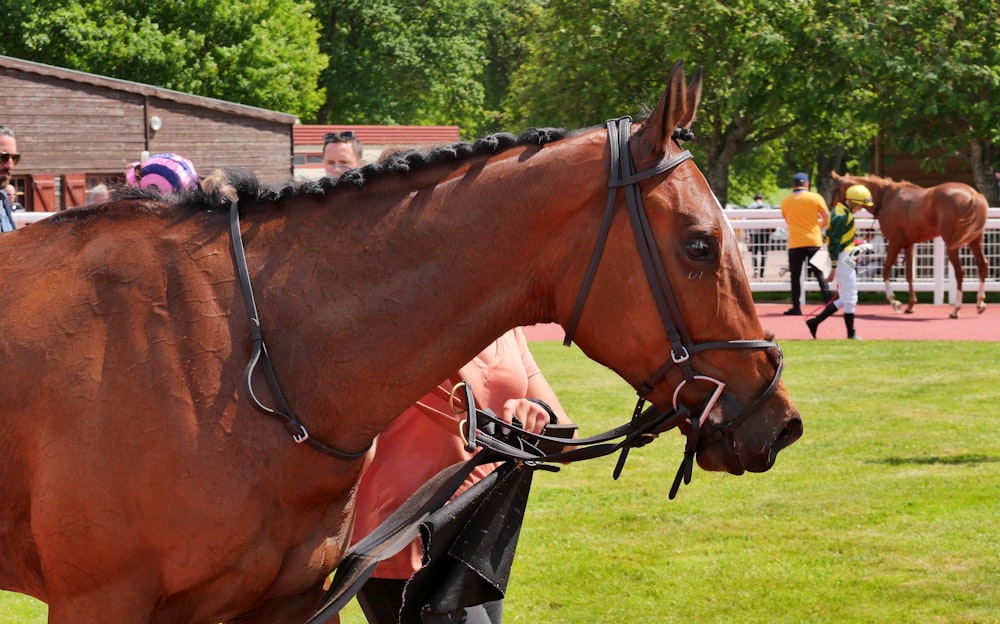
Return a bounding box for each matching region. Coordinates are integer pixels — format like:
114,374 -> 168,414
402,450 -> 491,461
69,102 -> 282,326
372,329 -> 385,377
560,61 -> 801,485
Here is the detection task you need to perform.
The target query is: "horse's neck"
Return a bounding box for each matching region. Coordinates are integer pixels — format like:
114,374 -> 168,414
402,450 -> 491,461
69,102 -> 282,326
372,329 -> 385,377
245,150 -> 590,443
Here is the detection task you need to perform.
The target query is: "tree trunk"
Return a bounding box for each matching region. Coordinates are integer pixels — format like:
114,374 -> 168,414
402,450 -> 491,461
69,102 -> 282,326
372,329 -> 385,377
700,130 -> 742,207
705,159 -> 730,207
816,147 -> 846,204
968,138 -> 998,206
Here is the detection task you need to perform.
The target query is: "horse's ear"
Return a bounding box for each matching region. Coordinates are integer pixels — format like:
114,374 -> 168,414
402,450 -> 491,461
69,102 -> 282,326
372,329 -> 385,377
636,60 -> 702,155
681,67 -> 703,129
831,171 -> 841,181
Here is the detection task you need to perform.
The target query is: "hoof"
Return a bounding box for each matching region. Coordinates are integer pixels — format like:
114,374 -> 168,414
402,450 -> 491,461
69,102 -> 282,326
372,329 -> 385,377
978,302 -> 986,315
949,310 -> 960,319
891,300 -> 903,313
905,308 -> 915,314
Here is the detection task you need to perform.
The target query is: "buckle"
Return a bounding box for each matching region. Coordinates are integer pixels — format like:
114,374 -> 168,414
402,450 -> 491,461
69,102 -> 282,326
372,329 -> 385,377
292,424 -> 310,444
671,346 -> 690,364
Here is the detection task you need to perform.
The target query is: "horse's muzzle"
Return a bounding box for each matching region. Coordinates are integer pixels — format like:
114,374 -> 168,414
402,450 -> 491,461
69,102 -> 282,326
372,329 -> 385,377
693,402 -> 803,475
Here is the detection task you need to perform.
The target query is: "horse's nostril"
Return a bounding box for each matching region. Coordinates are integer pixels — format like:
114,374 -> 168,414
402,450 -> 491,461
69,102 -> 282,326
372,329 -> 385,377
778,417 -> 803,448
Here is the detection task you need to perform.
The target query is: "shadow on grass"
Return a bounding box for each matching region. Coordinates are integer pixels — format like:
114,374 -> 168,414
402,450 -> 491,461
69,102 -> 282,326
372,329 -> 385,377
870,453 -> 999,466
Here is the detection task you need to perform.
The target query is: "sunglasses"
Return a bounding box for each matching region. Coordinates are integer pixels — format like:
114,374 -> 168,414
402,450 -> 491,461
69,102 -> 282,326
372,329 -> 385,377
323,131 -> 356,144
0,152 -> 21,165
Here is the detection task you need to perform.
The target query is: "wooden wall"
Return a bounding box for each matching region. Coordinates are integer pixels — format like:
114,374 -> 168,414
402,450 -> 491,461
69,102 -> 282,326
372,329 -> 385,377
1,57 -> 296,212
876,149 -> 976,188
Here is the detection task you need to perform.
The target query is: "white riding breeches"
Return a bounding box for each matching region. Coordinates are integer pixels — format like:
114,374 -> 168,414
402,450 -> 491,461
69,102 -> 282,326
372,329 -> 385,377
834,250 -> 858,314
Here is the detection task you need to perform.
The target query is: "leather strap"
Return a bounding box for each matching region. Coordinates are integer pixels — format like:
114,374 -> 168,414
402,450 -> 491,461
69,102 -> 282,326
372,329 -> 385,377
229,200 -> 371,460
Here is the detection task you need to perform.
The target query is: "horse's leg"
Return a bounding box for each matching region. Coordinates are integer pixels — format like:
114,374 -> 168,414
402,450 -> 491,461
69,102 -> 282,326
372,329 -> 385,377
969,237 -> 989,314
882,240 -> 904,313
946,247 -> 965,319
904,245 -> 917,314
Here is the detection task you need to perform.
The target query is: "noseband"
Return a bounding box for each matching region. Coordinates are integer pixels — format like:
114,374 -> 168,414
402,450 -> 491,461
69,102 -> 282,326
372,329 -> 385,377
563,117 -> 784,497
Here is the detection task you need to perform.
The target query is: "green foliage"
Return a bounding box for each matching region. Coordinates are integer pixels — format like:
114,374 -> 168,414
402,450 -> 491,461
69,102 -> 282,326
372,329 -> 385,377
869,0 -> 1000,193
504,0 -> 673,129
2,0 -> 326,118
311,0 -> 537,136
505,0 -> 999,203
503,0 -> 867,203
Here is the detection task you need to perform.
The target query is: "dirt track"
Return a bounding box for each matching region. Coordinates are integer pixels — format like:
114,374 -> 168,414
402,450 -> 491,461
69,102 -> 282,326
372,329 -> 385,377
523,303 -> 997,342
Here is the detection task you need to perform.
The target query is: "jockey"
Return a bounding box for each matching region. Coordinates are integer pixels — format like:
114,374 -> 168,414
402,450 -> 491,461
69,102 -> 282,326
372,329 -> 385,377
806,184 -> 874,340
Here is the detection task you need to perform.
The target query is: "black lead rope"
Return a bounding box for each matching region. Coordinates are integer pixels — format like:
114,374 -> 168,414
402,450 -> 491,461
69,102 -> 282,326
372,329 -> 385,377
228,200 -> 371,460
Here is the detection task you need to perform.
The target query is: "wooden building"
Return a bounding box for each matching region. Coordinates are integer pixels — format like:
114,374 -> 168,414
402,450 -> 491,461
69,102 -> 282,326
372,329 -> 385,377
1,55 -> 297,212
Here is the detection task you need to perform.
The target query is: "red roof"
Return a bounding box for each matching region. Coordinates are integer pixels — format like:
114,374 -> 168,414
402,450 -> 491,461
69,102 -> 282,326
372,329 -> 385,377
294,125 -> 461,146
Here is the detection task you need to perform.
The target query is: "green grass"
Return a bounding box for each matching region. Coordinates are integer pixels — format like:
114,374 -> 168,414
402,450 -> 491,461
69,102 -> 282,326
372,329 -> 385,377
4,340 -> 998,623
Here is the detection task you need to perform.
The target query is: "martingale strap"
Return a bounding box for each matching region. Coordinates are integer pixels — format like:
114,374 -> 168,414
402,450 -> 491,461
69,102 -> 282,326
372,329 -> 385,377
228,200 -> 371,460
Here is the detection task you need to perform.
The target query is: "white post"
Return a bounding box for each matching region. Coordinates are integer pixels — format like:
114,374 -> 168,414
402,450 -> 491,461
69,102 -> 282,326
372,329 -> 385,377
932,237 -> 946,305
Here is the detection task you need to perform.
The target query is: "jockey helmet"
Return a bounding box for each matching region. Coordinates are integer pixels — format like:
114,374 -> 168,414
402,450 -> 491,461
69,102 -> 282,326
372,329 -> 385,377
845,184 -> 874,207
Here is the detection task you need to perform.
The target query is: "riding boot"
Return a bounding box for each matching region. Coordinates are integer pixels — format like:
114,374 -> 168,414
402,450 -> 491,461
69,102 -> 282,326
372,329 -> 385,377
805,303 -> 838,339
821,284 -> 835,303
845,313 -> 862,340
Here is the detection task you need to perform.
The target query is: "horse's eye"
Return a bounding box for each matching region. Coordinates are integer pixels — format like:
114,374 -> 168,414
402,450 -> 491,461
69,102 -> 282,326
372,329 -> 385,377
686,238 -> 710,258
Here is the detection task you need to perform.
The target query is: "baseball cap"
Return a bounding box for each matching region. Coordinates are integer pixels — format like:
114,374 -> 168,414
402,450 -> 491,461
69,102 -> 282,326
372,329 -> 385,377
793,172 -> 809,185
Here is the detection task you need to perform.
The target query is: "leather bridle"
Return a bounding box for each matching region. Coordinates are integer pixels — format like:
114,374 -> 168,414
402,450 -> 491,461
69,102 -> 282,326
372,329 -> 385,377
227,118 -> 784,497
563,117 -> 785,497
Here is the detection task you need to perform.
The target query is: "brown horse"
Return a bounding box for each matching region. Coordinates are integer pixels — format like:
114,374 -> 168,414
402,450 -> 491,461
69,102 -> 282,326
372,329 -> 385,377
0,62 -> 800,623
830,172 -> 989,318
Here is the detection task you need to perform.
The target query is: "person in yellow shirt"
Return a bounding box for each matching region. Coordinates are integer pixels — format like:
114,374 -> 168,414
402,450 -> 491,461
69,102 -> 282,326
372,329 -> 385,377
779,172 -> 833,315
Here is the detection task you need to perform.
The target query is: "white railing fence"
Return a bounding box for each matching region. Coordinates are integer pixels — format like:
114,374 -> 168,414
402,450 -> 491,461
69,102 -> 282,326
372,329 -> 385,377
12,211 -> 53,227
726,207 -> 1000,305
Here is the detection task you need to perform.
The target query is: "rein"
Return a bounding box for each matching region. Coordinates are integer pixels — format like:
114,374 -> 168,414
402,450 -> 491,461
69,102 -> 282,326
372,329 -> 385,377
564,117 -> 784,497
228,200 -> 370,460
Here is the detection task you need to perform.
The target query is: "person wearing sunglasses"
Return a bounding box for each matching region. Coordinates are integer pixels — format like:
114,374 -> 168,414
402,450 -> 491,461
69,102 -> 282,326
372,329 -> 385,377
323,130 -> 364,177
0,125 -> 20,232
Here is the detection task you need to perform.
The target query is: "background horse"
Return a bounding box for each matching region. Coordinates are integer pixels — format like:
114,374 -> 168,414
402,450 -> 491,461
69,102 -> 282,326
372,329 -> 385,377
830,172 -> 989,317
0,62 -> 800,624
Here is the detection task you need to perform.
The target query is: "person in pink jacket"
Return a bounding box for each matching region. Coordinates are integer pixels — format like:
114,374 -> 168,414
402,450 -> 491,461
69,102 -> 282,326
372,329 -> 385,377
352,327 -> 569,624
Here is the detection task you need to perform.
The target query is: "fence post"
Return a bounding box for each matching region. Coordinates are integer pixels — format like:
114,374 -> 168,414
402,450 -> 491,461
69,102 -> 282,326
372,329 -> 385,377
933,237 -> 946,305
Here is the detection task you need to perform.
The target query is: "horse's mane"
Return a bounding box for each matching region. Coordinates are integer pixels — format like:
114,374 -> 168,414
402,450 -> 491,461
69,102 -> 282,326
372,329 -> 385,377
44,127 -> 570,223
206,127 -> 570,212
846,174 -> 918,191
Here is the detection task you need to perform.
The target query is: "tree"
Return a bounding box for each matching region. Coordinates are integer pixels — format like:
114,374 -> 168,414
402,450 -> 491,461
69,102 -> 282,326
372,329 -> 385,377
866,0 -> 1000,203
506,0 -> 1000,205
505,0 -> 836,205
311,0 -> 535,137
2,0 -> 326,119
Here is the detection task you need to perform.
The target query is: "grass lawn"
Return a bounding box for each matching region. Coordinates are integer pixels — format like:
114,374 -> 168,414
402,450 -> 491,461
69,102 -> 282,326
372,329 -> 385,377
3,340 -> 998,623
